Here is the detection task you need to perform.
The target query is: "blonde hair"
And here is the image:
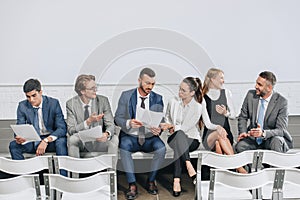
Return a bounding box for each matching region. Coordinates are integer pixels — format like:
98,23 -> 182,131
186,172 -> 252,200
202,68 -> 224,96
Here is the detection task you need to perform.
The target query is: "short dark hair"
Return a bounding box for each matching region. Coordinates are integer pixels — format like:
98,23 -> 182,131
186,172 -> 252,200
139,67 -> 156,78
23,79 -> 41,93
259,71 -> 277,86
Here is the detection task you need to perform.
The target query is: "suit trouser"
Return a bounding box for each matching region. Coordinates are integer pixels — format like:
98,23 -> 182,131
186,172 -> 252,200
119,133 -> 166,183
68,133 -> 119,157
235,136 -> 289,153
9,136 -> 68,176
167,130 -> 200,178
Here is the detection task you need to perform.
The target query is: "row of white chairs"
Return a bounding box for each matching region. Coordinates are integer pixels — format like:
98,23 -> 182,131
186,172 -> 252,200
0,154 -> 117,200
196,150 -> 300,200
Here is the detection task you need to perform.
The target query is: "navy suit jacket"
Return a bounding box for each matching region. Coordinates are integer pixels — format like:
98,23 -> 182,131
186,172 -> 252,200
16,95 -> 67,138
114,88 -> 164,135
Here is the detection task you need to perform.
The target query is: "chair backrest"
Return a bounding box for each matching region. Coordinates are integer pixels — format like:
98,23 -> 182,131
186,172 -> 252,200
208,168 -> 280,200
196,150 -> 258,200
0,174 -> 41,200
53,154 -> 116,174
0,155 -> 53,175
52,154 -> 117,200
44,171 -> 116,200
257,150 -> 300,169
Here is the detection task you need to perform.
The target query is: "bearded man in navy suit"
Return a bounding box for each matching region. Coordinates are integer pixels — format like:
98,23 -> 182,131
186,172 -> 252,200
115,67 -> 166,200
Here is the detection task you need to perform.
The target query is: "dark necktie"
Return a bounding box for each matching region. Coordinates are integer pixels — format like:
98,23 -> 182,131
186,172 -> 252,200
138,97 -> 146,145
84,105 -> 89,121
33,107 -> 40,135
256,99 -> 265,145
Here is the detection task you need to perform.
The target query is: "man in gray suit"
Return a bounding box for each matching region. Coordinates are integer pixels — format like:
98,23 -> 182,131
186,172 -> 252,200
235,71 -> 293,153
66,74 -> 118,160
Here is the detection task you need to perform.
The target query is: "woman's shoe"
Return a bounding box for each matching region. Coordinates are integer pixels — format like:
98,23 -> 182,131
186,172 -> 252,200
173,190 -> 181,197
173,178 -> 181,197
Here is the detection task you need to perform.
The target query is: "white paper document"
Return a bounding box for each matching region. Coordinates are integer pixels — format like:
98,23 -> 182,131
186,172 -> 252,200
136,107 -> 164,128
78,125 -> 103,143
10,124 -> 41,142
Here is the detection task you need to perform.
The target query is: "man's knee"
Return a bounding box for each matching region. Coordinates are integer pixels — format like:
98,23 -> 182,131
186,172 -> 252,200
68,134 -> 80,146
269,136 -> 288,153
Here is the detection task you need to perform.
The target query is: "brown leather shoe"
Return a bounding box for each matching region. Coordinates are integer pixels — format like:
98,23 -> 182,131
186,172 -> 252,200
146,181 -> 158,195
125,184 -> 138,200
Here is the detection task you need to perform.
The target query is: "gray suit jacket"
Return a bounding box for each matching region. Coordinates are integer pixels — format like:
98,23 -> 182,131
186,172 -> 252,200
66,95 -> 115,137
238,90 -> 293,148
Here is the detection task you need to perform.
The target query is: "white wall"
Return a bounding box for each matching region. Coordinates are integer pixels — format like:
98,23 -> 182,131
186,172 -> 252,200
0,0 -> 300,118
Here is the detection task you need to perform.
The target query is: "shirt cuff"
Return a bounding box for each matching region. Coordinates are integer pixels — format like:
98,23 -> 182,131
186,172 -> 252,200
49,135 -> 57,142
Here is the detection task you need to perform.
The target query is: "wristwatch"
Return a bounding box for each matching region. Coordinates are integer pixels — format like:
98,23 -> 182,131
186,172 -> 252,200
43,138 -> 49,143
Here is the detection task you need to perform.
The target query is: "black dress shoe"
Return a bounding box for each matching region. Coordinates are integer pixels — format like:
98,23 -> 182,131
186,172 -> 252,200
125,184 -> 138,200
173,190 -> 181,197
146,181 -> 158,195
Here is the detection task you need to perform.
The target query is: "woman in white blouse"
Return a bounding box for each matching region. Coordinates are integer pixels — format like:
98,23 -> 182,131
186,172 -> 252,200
202,68 -> 247,173
160,77 -> 226,197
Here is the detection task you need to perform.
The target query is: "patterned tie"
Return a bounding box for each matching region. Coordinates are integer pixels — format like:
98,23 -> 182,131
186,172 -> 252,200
138,97 -> 146,145
84,105 -> 89,121
256,99 -> 265,145
33,107 -> 40,135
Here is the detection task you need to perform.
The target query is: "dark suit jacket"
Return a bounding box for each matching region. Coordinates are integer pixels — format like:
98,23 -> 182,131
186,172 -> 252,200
114,88 -> 164,135
16,95 -> 67,138
238,90 -> 293,148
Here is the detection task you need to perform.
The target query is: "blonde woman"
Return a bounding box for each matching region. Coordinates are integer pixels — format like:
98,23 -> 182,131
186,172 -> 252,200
202,68 -> 247,173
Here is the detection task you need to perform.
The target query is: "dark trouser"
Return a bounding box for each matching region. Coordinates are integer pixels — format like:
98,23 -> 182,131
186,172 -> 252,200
167,130 -> 200,178
119,133 -> 166,183
9,136 -> 68,176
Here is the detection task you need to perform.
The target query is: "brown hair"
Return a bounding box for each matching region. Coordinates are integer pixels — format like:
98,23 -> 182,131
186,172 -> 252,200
74,74 -> 95,96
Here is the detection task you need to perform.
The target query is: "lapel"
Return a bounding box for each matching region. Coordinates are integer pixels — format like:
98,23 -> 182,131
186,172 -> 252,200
130,89 -> 137,119
26,101 -> 35,124
252,95 -> 260,123
265,92 -> 277,122
41,96 -> 48,126
171,98 -> 180,124
91,97 -> 98,114
74,96 -> 85,123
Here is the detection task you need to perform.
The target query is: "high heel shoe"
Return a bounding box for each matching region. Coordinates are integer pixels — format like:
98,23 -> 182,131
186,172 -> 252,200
173,179 -> 181,197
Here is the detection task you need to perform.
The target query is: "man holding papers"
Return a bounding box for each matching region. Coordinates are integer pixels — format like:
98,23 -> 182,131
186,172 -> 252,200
66,74 -> 118,160
9,79 -> 67,159
114,67 -> 166,200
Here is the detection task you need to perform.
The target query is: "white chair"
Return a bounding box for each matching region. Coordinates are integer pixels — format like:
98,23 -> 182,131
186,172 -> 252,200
0,174 -> 41,200
256,150 -> 300,199
52,154 -> 117,200
196,150 -> 259,200
43,171 -> 115,200
208,168 -> 280,200
0,155 -> 53,175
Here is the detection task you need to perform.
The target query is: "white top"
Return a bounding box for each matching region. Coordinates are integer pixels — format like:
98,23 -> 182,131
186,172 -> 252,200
164,97 -> 218,140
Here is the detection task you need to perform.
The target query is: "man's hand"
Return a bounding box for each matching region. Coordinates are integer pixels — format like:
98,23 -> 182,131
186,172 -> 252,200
15,135 -> 26,144
150,127 -> 161,136
237,132 -> 249,142
96,132 -> 109,142
86,113 -> 104,126
36,140 -> 47,156
129,119 -> 143,128
249,123 -> 263,138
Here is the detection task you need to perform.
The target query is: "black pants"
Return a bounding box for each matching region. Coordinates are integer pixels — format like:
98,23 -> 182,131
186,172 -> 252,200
167,130 -> 200,178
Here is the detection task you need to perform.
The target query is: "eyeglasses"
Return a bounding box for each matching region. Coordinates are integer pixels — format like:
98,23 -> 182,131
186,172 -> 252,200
85,87 -> 97,92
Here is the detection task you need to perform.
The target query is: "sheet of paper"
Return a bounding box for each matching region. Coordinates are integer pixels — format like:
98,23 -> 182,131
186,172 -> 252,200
77,125 -> 103,143
10,124 -> 41,142
136,107 -> 164,128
